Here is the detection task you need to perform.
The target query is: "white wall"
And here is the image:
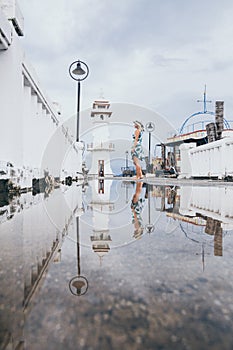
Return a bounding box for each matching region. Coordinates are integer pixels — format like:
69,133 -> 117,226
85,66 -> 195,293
0,15 -> 24,166
179,135 -> 233,179
0,4 -> 82,180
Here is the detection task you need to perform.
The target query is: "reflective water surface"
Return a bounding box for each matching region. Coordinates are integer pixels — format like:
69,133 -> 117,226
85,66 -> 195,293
1,179 -> 233,350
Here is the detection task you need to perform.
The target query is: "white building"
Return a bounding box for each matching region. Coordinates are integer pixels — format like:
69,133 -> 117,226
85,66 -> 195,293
87,99 -> 115,177
0,0 -> 81,191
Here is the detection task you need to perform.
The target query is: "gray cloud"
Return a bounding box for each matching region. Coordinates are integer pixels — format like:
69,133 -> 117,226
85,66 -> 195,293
19,0 -> 233,127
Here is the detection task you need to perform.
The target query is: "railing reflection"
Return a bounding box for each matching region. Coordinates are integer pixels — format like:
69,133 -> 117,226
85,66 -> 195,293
86,142 -> 115,151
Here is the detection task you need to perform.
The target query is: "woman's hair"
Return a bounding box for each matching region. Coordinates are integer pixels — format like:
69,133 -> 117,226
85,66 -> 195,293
133,120 -> 144,131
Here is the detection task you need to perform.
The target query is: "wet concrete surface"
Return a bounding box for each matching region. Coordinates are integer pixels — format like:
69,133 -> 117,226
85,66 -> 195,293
1,180 -> 233,349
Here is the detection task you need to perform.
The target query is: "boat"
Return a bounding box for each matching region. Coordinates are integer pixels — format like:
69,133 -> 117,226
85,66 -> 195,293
163,87 -> 233,179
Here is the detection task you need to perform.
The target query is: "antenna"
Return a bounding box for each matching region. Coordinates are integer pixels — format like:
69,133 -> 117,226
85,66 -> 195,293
197,84 -> 212,113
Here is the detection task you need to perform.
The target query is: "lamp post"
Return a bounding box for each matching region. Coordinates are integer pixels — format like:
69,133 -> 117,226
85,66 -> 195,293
145,122 -> 155,174
69,60 -> 89,142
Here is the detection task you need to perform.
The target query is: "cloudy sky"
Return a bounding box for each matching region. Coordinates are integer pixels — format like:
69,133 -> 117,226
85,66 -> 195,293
19,0 -> 233,130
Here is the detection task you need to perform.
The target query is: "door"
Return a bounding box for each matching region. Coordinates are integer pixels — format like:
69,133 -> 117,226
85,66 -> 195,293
98,160 -> 104,177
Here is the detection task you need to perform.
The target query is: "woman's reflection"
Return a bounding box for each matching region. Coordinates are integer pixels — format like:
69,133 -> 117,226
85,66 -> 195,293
131,181 -> 144,239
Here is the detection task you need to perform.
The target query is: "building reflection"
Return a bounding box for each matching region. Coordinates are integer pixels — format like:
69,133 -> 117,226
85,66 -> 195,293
88,179 -> 114,261
121,180 -> 134,204
155,184 -> 233,257
205,217 -> 223,256
0,184 -> 82,349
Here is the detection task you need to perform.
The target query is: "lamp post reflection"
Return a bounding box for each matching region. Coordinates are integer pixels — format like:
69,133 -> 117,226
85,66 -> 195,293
145,184 -> 155,234
69,216 -> 89,296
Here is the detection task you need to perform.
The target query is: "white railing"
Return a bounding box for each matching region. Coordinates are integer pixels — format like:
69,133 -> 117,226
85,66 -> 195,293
1,0 -> 24,36
87,142 -> 115,151
0,6 -> 12,49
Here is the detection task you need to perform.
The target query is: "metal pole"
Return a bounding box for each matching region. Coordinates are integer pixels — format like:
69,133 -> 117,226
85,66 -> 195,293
148,186 -> 151,224
76,216 -> 81,276
76,81 -> 81,142
126,185 -> 129,203
145,184 -> 155,234
148,132 -> 151,172
126,151 -> 128,168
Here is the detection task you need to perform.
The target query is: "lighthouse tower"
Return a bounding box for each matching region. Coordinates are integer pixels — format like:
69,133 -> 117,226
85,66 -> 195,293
87,98 -> 114,177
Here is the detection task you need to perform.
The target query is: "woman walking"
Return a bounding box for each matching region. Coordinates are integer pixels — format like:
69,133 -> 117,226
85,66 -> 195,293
131,120 -> 144,179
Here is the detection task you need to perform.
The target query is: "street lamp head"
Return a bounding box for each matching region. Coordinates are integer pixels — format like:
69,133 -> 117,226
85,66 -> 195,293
69,60 -> 89,81
72,61 -> 86,76
145,121 -> 155,133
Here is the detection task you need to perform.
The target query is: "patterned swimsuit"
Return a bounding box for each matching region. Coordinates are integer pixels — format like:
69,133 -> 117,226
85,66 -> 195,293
131,131 -> 144,160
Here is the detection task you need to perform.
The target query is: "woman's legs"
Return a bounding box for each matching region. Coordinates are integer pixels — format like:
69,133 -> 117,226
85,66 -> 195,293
133,156 -> 143,178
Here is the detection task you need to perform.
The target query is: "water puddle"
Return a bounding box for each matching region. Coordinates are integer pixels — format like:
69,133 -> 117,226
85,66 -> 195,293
0,179 -> 233,349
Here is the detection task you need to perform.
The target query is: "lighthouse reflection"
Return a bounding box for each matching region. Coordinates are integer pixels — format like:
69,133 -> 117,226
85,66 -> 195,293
88,179 -> 113,262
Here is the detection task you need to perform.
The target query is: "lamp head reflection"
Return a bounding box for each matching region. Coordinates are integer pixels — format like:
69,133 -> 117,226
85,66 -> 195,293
145,223 -> 155,234
69,276 -> 88,296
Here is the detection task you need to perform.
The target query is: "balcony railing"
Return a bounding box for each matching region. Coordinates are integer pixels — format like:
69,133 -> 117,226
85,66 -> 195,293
86,142 -> 115,151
